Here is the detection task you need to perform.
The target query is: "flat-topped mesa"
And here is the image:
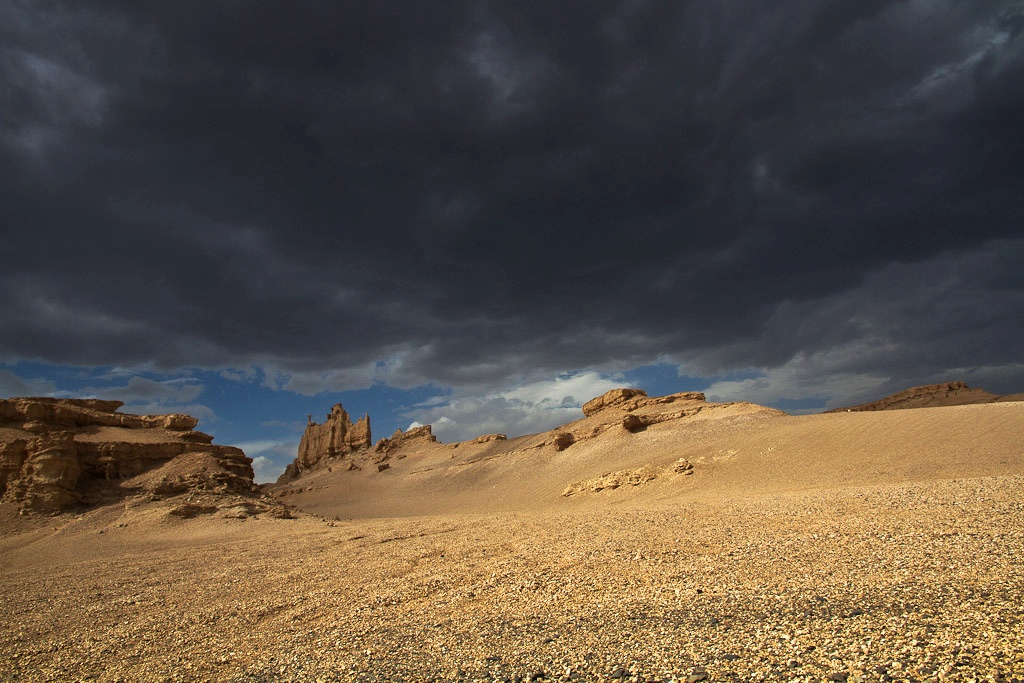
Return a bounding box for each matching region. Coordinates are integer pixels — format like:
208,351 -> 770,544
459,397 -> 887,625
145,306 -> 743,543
295,404 -> 372,472
0,397 -> 256,513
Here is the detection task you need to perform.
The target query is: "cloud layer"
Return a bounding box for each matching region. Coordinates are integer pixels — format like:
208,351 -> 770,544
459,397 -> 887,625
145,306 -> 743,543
2,2 -> 1022,410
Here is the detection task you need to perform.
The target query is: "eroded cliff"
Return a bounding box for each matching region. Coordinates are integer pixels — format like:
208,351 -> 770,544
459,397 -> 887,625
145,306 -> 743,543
0,397 -> 284,517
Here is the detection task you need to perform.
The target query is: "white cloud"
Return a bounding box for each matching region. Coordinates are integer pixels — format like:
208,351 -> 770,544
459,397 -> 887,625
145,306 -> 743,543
78,376 -> 216,423
703,349 -> 890,411
260,348 -> 429,395
0,369 -> 56,397
403,371 -> 630,442
235,439 -> 298,484
220,366 -> 261,383
88,376 -> 204,404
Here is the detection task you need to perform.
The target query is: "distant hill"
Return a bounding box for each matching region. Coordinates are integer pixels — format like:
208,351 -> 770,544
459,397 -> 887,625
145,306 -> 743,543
827,381 -> 1024,412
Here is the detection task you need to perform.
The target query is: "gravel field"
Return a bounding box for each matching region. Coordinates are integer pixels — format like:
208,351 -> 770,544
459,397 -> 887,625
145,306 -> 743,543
2,475 -> 1023,683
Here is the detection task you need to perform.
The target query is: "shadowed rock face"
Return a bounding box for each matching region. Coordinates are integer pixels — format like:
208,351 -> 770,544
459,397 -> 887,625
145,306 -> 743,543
0,397 -> 255,512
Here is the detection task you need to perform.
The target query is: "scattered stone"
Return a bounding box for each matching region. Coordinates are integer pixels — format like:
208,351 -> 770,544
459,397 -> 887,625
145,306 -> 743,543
562,467 -> 658,496
671,458 -> 694,474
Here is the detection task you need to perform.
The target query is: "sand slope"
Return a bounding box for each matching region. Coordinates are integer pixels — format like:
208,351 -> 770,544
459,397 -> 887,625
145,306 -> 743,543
272,401 -> 1024,518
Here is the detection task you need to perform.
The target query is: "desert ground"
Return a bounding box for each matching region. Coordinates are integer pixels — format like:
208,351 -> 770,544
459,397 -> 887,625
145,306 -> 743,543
2,396 -> 1023,683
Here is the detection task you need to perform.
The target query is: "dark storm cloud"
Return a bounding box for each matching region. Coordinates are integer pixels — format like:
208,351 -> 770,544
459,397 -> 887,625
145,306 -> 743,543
2,1 -> 1022,394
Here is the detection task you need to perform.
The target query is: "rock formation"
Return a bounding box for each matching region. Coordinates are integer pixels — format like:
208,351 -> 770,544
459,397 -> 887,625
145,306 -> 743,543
581,388 -> 649,416
828,381 -> 1024,412
374,425 -> 437,455
0,397 -> 264,514
276,404 -> 374,483
275,390 -> 716,486
562,458 -> 694,497
297,404 -> 371,469
581,388 -> 707,417
467,433 -> 507,444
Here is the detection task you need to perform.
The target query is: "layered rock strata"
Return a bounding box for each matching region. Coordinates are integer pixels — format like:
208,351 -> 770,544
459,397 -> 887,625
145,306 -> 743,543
0,397 -> 258,513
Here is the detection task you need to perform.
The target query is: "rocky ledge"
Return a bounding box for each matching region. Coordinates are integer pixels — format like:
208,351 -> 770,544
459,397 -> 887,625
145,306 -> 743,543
0,397 -> 288,517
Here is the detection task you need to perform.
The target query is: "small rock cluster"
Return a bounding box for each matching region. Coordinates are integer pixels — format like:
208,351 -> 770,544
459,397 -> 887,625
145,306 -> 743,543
562,458 -> 694,496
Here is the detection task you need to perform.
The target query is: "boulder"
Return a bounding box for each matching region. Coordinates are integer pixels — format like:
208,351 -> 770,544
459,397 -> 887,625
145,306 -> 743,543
551,432 -> 575,451
622,414 -> 646,432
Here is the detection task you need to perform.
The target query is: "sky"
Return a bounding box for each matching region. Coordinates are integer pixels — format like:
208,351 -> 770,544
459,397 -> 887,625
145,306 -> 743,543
2,1 -> 1023,483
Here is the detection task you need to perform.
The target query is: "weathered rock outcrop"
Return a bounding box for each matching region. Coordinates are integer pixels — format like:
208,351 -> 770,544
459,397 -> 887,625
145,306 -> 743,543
582,388 -> 648,416
374,425 -> 437,455
297,404 -> 372,470
829,381 -> 1023,412
581,388 -> 707,417
562,458 -> 694,497
467,433 -> 507,445
0,397 -> 260,513
275,404 -> 373,484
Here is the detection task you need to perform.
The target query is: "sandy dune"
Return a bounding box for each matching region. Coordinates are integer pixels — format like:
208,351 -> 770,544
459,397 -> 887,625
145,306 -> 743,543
1,399 -> 1023,682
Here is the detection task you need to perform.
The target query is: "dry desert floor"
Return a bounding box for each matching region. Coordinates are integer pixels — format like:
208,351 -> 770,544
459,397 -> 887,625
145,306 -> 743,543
2,402 -> 1023,683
